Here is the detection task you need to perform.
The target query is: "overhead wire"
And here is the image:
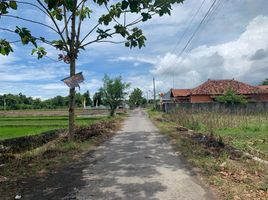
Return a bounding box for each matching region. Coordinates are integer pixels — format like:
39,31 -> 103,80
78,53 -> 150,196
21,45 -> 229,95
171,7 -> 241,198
185,0 -> 224,53
175,0 -> 218,59
158,0 -> 221,90
171,0 -> 207,54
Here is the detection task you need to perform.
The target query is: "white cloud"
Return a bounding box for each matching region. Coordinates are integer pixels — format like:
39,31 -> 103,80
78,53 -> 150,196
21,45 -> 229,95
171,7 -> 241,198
113,56 -> 157,65
150,15 -> 268,88
40,83 -> 66,90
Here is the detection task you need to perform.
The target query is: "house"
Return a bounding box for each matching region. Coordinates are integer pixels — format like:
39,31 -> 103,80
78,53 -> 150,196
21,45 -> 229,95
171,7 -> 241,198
170,79 -> 268,103
257,85 -> 268,90
160,91 -> 172,103
170,89 -> 191,103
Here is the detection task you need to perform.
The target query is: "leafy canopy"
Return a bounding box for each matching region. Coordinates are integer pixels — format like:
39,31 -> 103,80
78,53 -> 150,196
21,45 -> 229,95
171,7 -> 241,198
100,74 -> 130,116
215,88 -> 248,105
260,78 -> 268,86
0,0 -> 184,59
129,88 -> 144,107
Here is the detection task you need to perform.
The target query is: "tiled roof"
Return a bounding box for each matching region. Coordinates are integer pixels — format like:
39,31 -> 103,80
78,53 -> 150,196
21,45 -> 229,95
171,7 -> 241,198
191,79 -> 268,95
257,85 -> 268,90
171,89 -> 192,97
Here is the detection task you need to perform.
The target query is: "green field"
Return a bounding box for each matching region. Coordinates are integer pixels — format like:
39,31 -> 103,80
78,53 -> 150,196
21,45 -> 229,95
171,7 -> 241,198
0,116 -> 107,140
149,109 -> 268,159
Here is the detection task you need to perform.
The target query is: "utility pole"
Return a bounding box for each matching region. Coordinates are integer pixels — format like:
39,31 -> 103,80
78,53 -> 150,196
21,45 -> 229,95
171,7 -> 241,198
153,77 -> 156,109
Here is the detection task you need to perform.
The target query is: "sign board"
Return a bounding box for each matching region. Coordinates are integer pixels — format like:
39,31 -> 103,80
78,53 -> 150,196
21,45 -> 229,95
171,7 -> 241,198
62,72 -> 84,89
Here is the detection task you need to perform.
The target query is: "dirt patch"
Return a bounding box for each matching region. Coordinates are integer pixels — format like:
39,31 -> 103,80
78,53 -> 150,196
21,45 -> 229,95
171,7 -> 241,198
74,120 -> 117,141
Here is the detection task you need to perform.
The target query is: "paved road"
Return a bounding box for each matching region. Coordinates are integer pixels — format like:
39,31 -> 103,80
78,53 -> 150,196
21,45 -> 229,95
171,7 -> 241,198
20,109 -> 216,200
74,109 -> 216,200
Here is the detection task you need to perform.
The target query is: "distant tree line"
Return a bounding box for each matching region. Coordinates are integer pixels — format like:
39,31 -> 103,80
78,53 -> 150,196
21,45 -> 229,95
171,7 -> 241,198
260,78 -> 268,86
0,75 -> 149,112
0,92 -> 93,110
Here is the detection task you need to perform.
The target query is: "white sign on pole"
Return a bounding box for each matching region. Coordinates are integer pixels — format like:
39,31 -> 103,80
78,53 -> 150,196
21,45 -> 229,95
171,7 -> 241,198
62,72 -> 84,89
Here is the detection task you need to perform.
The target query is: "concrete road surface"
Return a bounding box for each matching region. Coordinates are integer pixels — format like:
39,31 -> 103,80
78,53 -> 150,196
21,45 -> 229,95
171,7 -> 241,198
73,109 -> 216,200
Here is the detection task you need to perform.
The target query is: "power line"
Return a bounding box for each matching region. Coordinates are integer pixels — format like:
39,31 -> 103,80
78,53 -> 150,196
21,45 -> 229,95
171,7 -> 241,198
175,0 -> 218,59
171,0 -> 207,54
181,0 -> 225,57
158,0 -> 223,91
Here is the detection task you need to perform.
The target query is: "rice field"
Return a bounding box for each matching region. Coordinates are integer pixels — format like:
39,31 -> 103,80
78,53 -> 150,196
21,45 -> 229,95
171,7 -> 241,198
0,115 -> 107,140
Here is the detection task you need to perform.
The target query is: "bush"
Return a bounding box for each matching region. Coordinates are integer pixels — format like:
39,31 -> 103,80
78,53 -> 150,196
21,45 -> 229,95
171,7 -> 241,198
215,88 -> 248,105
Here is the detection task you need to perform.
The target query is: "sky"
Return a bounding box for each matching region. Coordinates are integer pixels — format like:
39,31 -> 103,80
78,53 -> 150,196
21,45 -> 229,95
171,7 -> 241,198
0,0 -> 268,99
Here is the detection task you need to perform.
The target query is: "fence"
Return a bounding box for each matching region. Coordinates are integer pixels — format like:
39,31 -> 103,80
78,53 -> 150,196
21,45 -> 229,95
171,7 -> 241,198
162,102 -> 268,113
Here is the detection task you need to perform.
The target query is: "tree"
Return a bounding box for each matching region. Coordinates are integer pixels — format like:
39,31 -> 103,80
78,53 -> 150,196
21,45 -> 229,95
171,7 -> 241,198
260,78 -> 268,85
100,75 -> 129,116
93,92 -> 102,107
129,88 -> 143,107
83,90 -> 92,107
215,88 -> 248,105
0,0 -> 184,139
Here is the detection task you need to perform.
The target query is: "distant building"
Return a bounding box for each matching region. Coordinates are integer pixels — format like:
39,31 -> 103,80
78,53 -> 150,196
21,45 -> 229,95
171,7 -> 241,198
170,89 -> 191,103
170,79 -> 268,103
257,85 -> 268,90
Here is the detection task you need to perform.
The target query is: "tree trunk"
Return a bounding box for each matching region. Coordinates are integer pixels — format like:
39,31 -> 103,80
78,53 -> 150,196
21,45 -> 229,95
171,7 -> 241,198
68,59 -> 76,140
68,1 -> 77,140
110,105 -> 116,117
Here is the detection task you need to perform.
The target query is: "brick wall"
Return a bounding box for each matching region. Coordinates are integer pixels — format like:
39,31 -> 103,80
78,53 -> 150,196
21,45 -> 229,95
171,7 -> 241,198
190,95 -> 213,103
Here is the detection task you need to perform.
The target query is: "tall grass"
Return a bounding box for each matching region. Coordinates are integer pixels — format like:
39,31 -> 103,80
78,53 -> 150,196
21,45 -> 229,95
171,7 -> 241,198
168,108 -> 268,133
166,108 -> 268,158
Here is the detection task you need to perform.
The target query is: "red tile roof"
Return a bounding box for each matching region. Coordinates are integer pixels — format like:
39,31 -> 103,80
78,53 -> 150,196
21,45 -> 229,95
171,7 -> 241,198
171,89 -> 192,97
191,79 -> 268,95
257,85 -> 268,90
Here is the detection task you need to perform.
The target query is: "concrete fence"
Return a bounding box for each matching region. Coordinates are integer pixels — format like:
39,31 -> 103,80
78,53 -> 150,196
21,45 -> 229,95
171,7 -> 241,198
162,102 -> 268,113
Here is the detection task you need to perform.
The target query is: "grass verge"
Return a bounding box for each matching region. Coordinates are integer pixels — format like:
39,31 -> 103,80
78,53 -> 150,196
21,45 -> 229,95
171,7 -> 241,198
147,109 -> 268,200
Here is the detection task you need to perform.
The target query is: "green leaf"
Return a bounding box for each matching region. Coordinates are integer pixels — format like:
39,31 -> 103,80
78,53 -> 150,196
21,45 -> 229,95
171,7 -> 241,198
52,40 -> 65,50
121,0 -> 129,10
31,47 -> 47,59
15,26 -> 37,47
9,1 -> 17,10
0,39 -> 13,56
64,0 -> 74,10
129,0 -> 139,13
141,13 -> 151,22
93,0 -> 108,6
46,0 -> 57,10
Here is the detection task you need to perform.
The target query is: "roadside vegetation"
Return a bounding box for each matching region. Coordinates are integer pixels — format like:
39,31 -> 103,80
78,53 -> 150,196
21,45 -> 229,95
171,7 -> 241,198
0,92 -> 92,110
148,109 -> 268,200
0,112 -> 126,199
168,109 -> 268,160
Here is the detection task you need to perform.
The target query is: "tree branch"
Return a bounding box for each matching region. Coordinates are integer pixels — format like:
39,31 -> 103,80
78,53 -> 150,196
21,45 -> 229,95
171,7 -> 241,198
0,27 -> 66,51
63,6 -> 70,41
61,14 -> 72,35
76,0 -> 86,10
12,0 -> 49,17
0,27 -> 15,33
80,23 -> 100,44
81,32 -> 118,48
76,0 -> 86,49
1,14 -> 58,33
105,4 -> 120,25
36,0 -> 69,53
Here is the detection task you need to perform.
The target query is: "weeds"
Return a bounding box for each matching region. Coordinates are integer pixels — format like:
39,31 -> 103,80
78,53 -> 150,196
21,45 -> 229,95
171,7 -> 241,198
165,108 -> 268,159
148,109 -> 268,200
